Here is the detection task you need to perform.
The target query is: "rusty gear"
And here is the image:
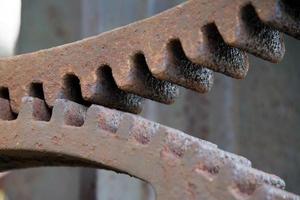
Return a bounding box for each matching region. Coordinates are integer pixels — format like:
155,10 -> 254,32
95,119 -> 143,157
0,0 -> 300,199
0,98 -> 299,200
0,0 -> 299,113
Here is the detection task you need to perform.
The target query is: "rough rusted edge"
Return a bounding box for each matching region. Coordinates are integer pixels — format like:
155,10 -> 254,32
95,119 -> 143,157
0,0 -> 298,114
0,98 -> 299,200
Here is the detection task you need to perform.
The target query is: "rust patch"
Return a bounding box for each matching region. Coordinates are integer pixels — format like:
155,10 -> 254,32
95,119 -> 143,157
0,0 -> 298,114
0,99 -> 298,199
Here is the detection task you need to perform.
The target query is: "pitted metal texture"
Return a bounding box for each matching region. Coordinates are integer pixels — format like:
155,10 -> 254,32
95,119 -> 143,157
0,97 -> 299,200
0,0 -> 299,114
0,1 -> 300,198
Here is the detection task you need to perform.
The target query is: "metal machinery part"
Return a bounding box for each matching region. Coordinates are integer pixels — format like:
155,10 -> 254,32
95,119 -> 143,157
0,98 -> 299,200
0,0 -> 299,199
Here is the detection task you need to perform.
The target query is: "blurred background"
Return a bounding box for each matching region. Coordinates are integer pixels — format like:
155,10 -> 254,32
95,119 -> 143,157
0,0 -> 299,199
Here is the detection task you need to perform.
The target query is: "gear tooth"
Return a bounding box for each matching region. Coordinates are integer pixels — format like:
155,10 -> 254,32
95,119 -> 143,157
0,0 -> 299,115
83,105 -> 102,129
116,113 -> 135,140
8,87 -> 24,114
48,99 -> 65,125
206,163 -> 239,199
89,66 -> 144,114
0,87 -> 16,120
85,104 -> 124,134
128,115 -> 160,145
251,0 -> 281,23
217,3 -> 285,63
216,163 -> 286,199
51,99 -> 87,127
0,93 -> 299,199
240,4 -> 285,63
145,41 -> 215,93
112,53 -> 179,104
215,3 -> 244,46
18,97 -> 51,121
0,98 -> 15,120
179,29 -> 204,62
79,73 -> 97,102
149,125 -> 168,152
43,80 -> 63,108
221,151 -> 252,167
182,141 -> 201,169
181,23 -> 249,79
144,43 -> 169,77
249,185 -> 300,200
243,168 -> 285,189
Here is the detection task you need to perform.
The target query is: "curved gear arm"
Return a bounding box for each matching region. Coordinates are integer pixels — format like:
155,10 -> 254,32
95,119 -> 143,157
0,0 -> 299,114
0,97 -> 299,200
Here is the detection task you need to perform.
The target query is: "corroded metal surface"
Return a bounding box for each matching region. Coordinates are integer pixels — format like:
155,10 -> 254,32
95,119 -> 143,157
0,0 -> 300,199
0,97 -> 299,200
0,0 -> 299,114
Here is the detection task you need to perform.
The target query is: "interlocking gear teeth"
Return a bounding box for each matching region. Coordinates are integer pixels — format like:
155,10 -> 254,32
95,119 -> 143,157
42,70 -> 144,114
0,0 -> 300,113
